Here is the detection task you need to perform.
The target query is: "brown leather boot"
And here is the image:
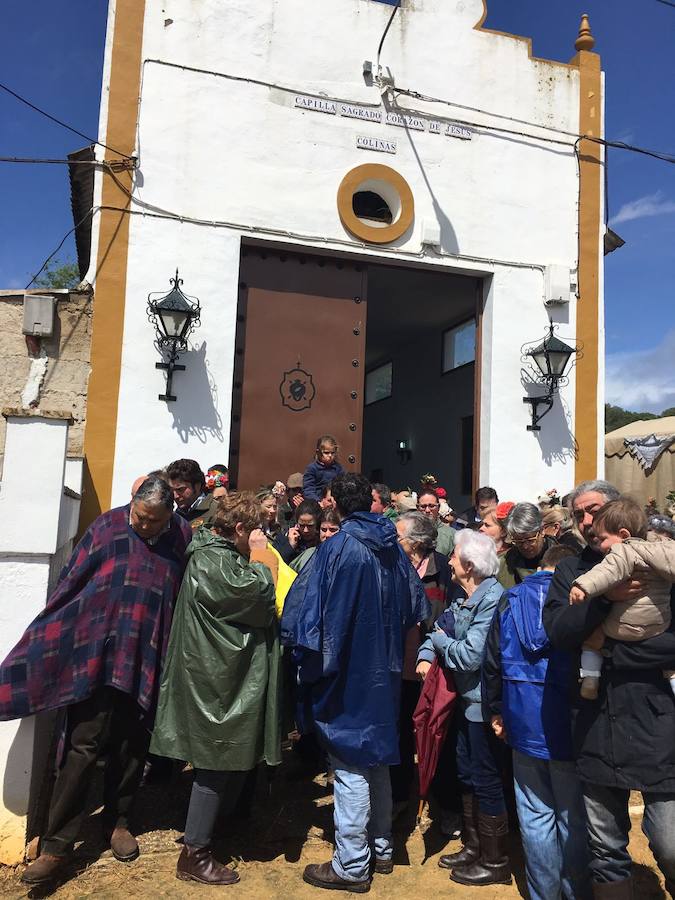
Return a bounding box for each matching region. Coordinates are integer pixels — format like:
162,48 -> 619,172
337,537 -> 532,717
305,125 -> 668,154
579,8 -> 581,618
592,878 -> 634,898
110,827 -> 139,862
176,844 -> 240,885
372,857 -> 394,875
303,861 -> 371,892
21,853 -> 68,885
450,811 -> 512,886
438,793 -> 480,869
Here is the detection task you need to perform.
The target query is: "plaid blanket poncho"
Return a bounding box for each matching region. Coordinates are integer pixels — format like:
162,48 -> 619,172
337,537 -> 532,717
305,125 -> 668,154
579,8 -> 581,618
0,505 -> 191,720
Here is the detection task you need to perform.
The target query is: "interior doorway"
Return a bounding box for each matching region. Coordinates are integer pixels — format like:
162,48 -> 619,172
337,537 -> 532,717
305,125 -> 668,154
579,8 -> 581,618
363,265 -> 479,510
230,244 -> 480,511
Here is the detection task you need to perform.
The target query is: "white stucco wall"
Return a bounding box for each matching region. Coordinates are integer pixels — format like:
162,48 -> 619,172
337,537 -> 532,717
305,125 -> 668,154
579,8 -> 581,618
94,0 -> 601,505
0,415 -> 79,863
0,557 -> 48,864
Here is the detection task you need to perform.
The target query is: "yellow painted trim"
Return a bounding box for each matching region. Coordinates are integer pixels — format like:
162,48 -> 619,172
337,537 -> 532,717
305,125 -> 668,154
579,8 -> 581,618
337,164 -> 414,244
79,0 -> 146,529
573,50 -> 603,482
474,2 -> 580,72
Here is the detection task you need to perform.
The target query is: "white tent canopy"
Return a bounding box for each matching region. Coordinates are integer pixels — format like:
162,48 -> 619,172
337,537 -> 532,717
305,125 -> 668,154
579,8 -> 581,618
605,416 -> 675,510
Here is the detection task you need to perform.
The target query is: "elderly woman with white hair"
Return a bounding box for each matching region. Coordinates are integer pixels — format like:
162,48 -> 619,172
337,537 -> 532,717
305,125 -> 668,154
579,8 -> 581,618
416,530 -> 511,888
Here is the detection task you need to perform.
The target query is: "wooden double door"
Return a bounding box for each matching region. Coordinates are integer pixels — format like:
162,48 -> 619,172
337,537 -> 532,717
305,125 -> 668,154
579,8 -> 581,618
231,247 -> 367,489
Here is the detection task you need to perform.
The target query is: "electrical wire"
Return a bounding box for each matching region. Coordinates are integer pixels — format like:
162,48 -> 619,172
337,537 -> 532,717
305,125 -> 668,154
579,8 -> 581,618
25,207 -> 98,289
376,1 -> 402,75
0,80 -> 134,161
0,155 -> 132,171
655,0 -> 675,8
141,59 -> 675,164
97,164 -> 548,278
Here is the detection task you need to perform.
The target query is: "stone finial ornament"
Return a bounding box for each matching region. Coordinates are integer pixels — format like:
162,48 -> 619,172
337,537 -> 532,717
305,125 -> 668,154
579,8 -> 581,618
575,13 -> 595,52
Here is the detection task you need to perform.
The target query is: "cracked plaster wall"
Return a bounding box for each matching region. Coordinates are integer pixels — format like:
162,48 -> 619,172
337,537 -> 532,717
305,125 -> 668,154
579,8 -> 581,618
0,290 -> 93,478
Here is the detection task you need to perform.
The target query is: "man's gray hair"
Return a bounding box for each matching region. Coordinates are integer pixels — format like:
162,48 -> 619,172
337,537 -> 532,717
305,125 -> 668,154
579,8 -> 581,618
132,476 -> 174,512
454,529 -> 499,580
398,511 -> 437,555
507,502 -> 542,538
567,480 -> 620,512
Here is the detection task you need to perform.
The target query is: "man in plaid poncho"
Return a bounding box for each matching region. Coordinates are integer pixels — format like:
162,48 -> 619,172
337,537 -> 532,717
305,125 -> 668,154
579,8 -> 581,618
0,476 -> 191,886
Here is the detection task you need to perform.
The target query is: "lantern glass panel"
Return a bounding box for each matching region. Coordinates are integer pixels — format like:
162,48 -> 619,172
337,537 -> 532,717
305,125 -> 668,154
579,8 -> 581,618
547,347 -> 573,378
157,308 -> 189,339
530,345 -> 549,377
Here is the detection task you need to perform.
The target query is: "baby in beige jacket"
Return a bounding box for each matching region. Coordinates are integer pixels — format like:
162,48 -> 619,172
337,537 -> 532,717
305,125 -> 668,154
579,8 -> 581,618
569,498 -> 675,699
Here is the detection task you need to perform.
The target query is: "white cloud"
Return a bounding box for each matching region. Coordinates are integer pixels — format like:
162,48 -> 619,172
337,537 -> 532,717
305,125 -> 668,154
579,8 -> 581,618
606,330 -> 675,413
611,190 -> 675,225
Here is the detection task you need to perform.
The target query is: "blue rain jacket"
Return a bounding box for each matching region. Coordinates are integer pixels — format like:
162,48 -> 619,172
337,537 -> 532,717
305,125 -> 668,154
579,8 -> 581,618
486,571 -> 574,760
280,511 -> 428,767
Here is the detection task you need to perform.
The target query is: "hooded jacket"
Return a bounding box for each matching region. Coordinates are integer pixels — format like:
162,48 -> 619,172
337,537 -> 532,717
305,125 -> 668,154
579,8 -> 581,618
573,536 -> 675,640
280,511 -> 428,767
482,571 -> 574,761
150,528 -> 282,771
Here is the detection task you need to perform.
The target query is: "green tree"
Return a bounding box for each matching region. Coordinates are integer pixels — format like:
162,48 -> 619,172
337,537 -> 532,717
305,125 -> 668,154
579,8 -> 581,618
605,403 -> 661,433
33,258 -> 80,290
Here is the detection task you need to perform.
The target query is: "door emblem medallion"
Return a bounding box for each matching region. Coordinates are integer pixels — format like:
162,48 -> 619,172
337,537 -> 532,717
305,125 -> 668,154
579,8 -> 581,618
280,366 -> 316,412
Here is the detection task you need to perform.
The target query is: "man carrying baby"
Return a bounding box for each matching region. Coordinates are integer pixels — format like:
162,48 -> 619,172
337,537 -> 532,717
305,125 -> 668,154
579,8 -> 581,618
569,498 -> 675,700
544,480 -> 675,900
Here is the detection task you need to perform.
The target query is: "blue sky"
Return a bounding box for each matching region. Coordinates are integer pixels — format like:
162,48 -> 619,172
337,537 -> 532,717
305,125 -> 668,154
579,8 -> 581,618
2,1 -> 674,412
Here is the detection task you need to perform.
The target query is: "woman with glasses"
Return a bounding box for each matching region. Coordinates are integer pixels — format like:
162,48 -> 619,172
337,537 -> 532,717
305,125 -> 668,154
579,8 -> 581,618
417,488 -> 456,557
541,505 -> 584,552
497,503 -> 557,589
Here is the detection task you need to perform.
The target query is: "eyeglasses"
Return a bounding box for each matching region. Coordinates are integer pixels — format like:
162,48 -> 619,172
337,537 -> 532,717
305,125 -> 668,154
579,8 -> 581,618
418,503 -> 439,510
511,531 -> 542,547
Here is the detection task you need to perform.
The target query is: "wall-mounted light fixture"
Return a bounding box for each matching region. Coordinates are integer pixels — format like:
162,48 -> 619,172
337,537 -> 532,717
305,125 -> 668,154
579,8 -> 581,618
147,270 -> 201,402
522,321 -> 578,432
397,439 -> 412,464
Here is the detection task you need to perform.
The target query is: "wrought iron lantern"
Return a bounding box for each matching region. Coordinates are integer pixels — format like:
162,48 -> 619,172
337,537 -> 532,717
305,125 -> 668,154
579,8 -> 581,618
147,269 -> 201,402
522,321 -> 578,431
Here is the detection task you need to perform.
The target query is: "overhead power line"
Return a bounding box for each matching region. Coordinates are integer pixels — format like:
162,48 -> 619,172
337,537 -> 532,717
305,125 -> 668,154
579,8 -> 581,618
0,80 -> 134,161
0,155 -> 132,171
25,207 -> 97,289
376,1 -> 402,74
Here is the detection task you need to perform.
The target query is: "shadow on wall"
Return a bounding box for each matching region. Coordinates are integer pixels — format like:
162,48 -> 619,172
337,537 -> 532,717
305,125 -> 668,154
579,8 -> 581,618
382,97 -> 460,255
521,369 -> 577,466
167,342 -> 223,443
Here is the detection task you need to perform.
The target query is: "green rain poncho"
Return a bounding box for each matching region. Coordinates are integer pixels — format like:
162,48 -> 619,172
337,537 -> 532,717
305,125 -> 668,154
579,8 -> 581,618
150,527 -> 282,771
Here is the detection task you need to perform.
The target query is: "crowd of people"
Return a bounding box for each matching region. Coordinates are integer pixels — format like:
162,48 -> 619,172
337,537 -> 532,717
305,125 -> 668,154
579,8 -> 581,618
0,432 -> 674,899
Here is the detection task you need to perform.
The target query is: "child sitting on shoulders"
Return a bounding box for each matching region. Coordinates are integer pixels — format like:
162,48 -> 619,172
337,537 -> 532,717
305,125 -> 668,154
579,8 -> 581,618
302,434 -> 345,501
569,498 -> 675,699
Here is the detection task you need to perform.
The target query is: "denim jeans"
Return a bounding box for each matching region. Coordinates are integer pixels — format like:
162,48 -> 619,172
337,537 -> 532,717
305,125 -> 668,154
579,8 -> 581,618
329,755 -> 393,882
583,783 -> 675,889
513,751 -> 591,900
455,716 -> 506,816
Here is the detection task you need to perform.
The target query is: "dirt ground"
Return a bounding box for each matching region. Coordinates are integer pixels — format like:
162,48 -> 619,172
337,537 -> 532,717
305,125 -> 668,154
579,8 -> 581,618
0,752 -> 669,899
